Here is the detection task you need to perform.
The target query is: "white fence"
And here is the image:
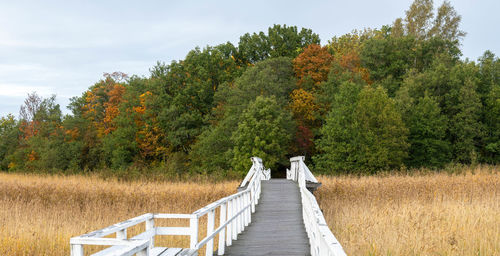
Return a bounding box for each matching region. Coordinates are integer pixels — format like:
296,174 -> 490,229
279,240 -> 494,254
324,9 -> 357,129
70,157 -> 269,256
288,156 -> 347,256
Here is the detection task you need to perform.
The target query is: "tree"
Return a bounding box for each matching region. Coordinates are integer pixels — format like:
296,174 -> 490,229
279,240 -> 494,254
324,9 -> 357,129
314,56 -> 368,122
477,51 -> 500,103
293,44 -> 333,88
404,0 -> 434,40
268,24 -> 320,59
394,0 -> 465,41
404,94 -> 450,167
483,85 -> 500,163
429,1 -> 466,41
82,76 -> 126,138
314,81 -> 362,173
19,92 -> 42,139
449,76 -> 483,163
315,85 -> 408,173
328,31 -> 372,84
230,96 -> 294,174
354,86 -> 409,171
0,114 -> 19,170
190,57 -> 296,173
155,44 -> 241,153
289,88 -> 317,156
289,88 -> 317,123
238,32 -> 271,64
237,24 -> 320,64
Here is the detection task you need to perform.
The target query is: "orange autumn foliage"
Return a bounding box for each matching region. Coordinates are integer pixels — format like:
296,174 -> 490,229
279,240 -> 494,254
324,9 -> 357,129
102,84 -> 125,135
133,91 -> 168,161
328,32 -> 372,84
293,44 -> 333,88
64,127 -> 80,142
337,52 -> 371,83
19,120 -> 40,141
27,150 -> 37,162
82,80 -> 126,138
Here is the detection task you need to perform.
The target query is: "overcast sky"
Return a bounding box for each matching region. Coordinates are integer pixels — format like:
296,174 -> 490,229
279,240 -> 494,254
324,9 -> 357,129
0,0 -> 498,117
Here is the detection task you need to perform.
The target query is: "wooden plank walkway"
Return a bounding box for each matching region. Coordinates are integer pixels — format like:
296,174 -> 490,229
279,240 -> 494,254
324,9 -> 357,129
223,179 -> 310,256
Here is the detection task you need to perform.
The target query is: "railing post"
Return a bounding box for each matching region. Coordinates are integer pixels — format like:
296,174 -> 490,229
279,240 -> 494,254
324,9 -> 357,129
236,195 -> 241,234
117,228 -> 127,240
250,186 -> 255,213
206,209 -> 215,255
239,195 -> 244,232
228,199 -> 234,244
257,180 -> 261,202
218,202 -> 227,255
146,217 -> 155,250
70,244 -> 83,256
190,215 -> 199,249
246,192 -> 251,225
243,193 -> 247,226
232,197 -> 238,240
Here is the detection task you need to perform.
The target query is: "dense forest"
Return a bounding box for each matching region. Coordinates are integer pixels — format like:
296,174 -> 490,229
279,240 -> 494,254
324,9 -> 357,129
0,0 -> 499,176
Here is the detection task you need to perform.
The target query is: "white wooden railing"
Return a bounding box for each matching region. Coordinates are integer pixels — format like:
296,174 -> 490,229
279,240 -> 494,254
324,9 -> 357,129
70,157 -> 269,256
288,156 -> 347,256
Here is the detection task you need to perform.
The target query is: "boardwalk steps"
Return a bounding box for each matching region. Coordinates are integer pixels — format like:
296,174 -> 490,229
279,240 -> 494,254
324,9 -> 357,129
70,156 -> 346,256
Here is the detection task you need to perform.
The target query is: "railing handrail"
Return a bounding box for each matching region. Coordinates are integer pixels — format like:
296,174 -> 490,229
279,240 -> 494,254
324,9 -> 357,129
70,157 -> 270,256
193,164 -> 262,247
289,156 -> 347,256
193,164 -> 261,217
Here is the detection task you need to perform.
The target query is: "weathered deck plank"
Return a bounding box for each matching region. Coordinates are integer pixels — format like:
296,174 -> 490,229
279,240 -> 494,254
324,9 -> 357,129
223,179 -> 310,256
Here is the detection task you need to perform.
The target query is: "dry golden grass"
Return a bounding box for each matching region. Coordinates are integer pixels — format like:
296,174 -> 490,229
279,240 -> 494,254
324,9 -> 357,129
317,166 -> 500,256
2,166 -> 499,256
0,173 -> 238,256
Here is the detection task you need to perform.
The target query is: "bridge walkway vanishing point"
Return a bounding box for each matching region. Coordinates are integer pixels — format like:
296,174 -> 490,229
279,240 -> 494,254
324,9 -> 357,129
70,156 -> 347,256
223,179 -> 310,256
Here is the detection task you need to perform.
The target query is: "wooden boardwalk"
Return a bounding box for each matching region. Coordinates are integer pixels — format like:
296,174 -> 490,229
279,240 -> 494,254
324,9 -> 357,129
71,157 -> 346,256
223,179 -> 310,256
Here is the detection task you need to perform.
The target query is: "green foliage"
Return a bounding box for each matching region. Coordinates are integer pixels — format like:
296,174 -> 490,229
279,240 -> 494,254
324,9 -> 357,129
354,86 -> 409,171
155,44 -> 242,152
313,82 -> 363,173
0,114 -> 19,170
238,24 -> 320,63
190,57 -> 295,173
483,85 -> 500,162
449,73 -> 483,163
231,96 -> 294,174
315,85 -> 408,173
2,17 -> 500,176
404,94 -> 450,167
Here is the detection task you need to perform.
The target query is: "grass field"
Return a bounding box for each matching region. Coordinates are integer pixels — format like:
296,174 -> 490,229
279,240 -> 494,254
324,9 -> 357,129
1,166 -> 499,255
317,166 -> 500,255
0,173 -> 238,255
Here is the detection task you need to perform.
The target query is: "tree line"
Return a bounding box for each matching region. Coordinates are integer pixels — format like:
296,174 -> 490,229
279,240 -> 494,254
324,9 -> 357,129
1,0 -> 498,176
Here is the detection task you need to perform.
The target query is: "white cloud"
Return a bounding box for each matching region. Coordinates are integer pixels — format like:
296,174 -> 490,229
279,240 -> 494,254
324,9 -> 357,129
0,84 -> 55,98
